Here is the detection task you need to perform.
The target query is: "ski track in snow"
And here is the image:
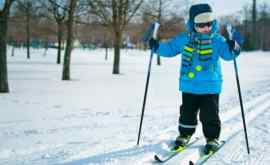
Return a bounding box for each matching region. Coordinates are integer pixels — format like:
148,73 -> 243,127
1,49 -> 270,165
21,83 -> 270,165
156,89 -> 270,165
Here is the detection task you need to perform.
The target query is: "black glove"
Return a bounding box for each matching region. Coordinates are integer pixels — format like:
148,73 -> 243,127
149,38 -> 159,52
226,39 -> 236,51
226,39 -> 241,55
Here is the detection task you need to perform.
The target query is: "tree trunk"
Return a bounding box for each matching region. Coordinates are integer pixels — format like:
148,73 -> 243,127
157,55 -> 161,65
11,46 -> 15,57
57,21 -> 63,64
62,0 -> 77,80
26,6 -> 30,59
157,0 -> 162,66
105,46 -> 108,60
252,0 -> 257,49
113,30 -> 122,74
0,9 -> 10,93
261,21 -> 264,50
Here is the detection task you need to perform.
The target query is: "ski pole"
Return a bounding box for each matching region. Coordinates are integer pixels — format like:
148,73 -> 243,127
137,22 -> 160,146
226,24 -> 250,154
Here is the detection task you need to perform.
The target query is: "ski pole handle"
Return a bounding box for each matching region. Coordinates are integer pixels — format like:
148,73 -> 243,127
226,24 -> 233,40
152,22 -> 160,40
142,22 -> 160,43
226,24 -> 240,51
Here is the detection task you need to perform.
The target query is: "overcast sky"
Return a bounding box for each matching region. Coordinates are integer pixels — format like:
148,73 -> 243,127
1,0 -> 269,17
184,0 -> 269,16
204,0 -> 252,16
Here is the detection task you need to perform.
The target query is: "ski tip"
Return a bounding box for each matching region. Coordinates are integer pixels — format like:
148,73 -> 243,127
189,160 -> 195,165
154,155 -> 163,163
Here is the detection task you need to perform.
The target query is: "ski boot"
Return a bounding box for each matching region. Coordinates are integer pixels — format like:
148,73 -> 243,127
174,135 -> 191,149
204,138 -> 220,154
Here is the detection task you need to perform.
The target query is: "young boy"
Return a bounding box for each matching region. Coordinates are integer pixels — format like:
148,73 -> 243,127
149,3 -> 241,153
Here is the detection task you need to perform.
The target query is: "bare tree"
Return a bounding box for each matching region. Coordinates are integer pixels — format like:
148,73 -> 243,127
258,3 -> 269,50
0,0 -> 15,93
252,0 -> 257,49
241,5 -> 250,36
47,0 -> 67,64
15,0 -> 36,59
62,0 -> 78,80
142,0 -> 174,65
88,0 -> 144,74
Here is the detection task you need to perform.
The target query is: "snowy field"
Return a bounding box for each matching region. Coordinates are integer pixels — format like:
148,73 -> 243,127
1,48 -> 270,165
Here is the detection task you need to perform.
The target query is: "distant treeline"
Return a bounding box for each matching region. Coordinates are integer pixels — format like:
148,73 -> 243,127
6,0 -> 270,51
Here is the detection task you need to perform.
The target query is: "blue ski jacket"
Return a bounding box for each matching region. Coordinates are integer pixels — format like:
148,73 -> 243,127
156,20 -> 240,94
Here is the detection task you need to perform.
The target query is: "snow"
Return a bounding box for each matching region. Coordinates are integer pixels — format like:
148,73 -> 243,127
1,48 -> 270,165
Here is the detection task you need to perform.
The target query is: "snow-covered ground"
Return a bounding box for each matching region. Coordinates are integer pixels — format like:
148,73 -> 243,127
1,48 -> 270,165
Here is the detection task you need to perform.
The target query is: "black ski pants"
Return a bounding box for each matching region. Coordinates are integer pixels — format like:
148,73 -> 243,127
178,92 -> 221,140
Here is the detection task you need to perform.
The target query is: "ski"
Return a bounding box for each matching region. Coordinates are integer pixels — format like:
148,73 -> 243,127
189,141 -> 226,165
154,137 -> 199,163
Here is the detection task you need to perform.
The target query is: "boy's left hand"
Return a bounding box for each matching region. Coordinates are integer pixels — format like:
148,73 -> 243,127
226,39 -> 240,52
225,26 -> 244,53
232,30 -> 244,46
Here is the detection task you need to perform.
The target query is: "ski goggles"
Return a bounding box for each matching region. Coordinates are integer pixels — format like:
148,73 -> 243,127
195,21 -> 213,28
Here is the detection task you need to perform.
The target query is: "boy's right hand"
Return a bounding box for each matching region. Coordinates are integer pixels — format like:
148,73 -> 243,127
149,38 -> 159,51
142,22 -> 160,51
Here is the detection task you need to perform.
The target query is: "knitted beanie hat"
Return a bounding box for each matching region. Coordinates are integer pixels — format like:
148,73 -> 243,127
189,3 -> 214,24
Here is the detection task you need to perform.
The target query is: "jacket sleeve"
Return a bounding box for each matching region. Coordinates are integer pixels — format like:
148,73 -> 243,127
156,33 -> 188,57
217,35 -> 241,61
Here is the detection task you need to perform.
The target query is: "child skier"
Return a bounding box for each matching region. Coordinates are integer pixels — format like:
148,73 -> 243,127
149,3 -> 241,153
